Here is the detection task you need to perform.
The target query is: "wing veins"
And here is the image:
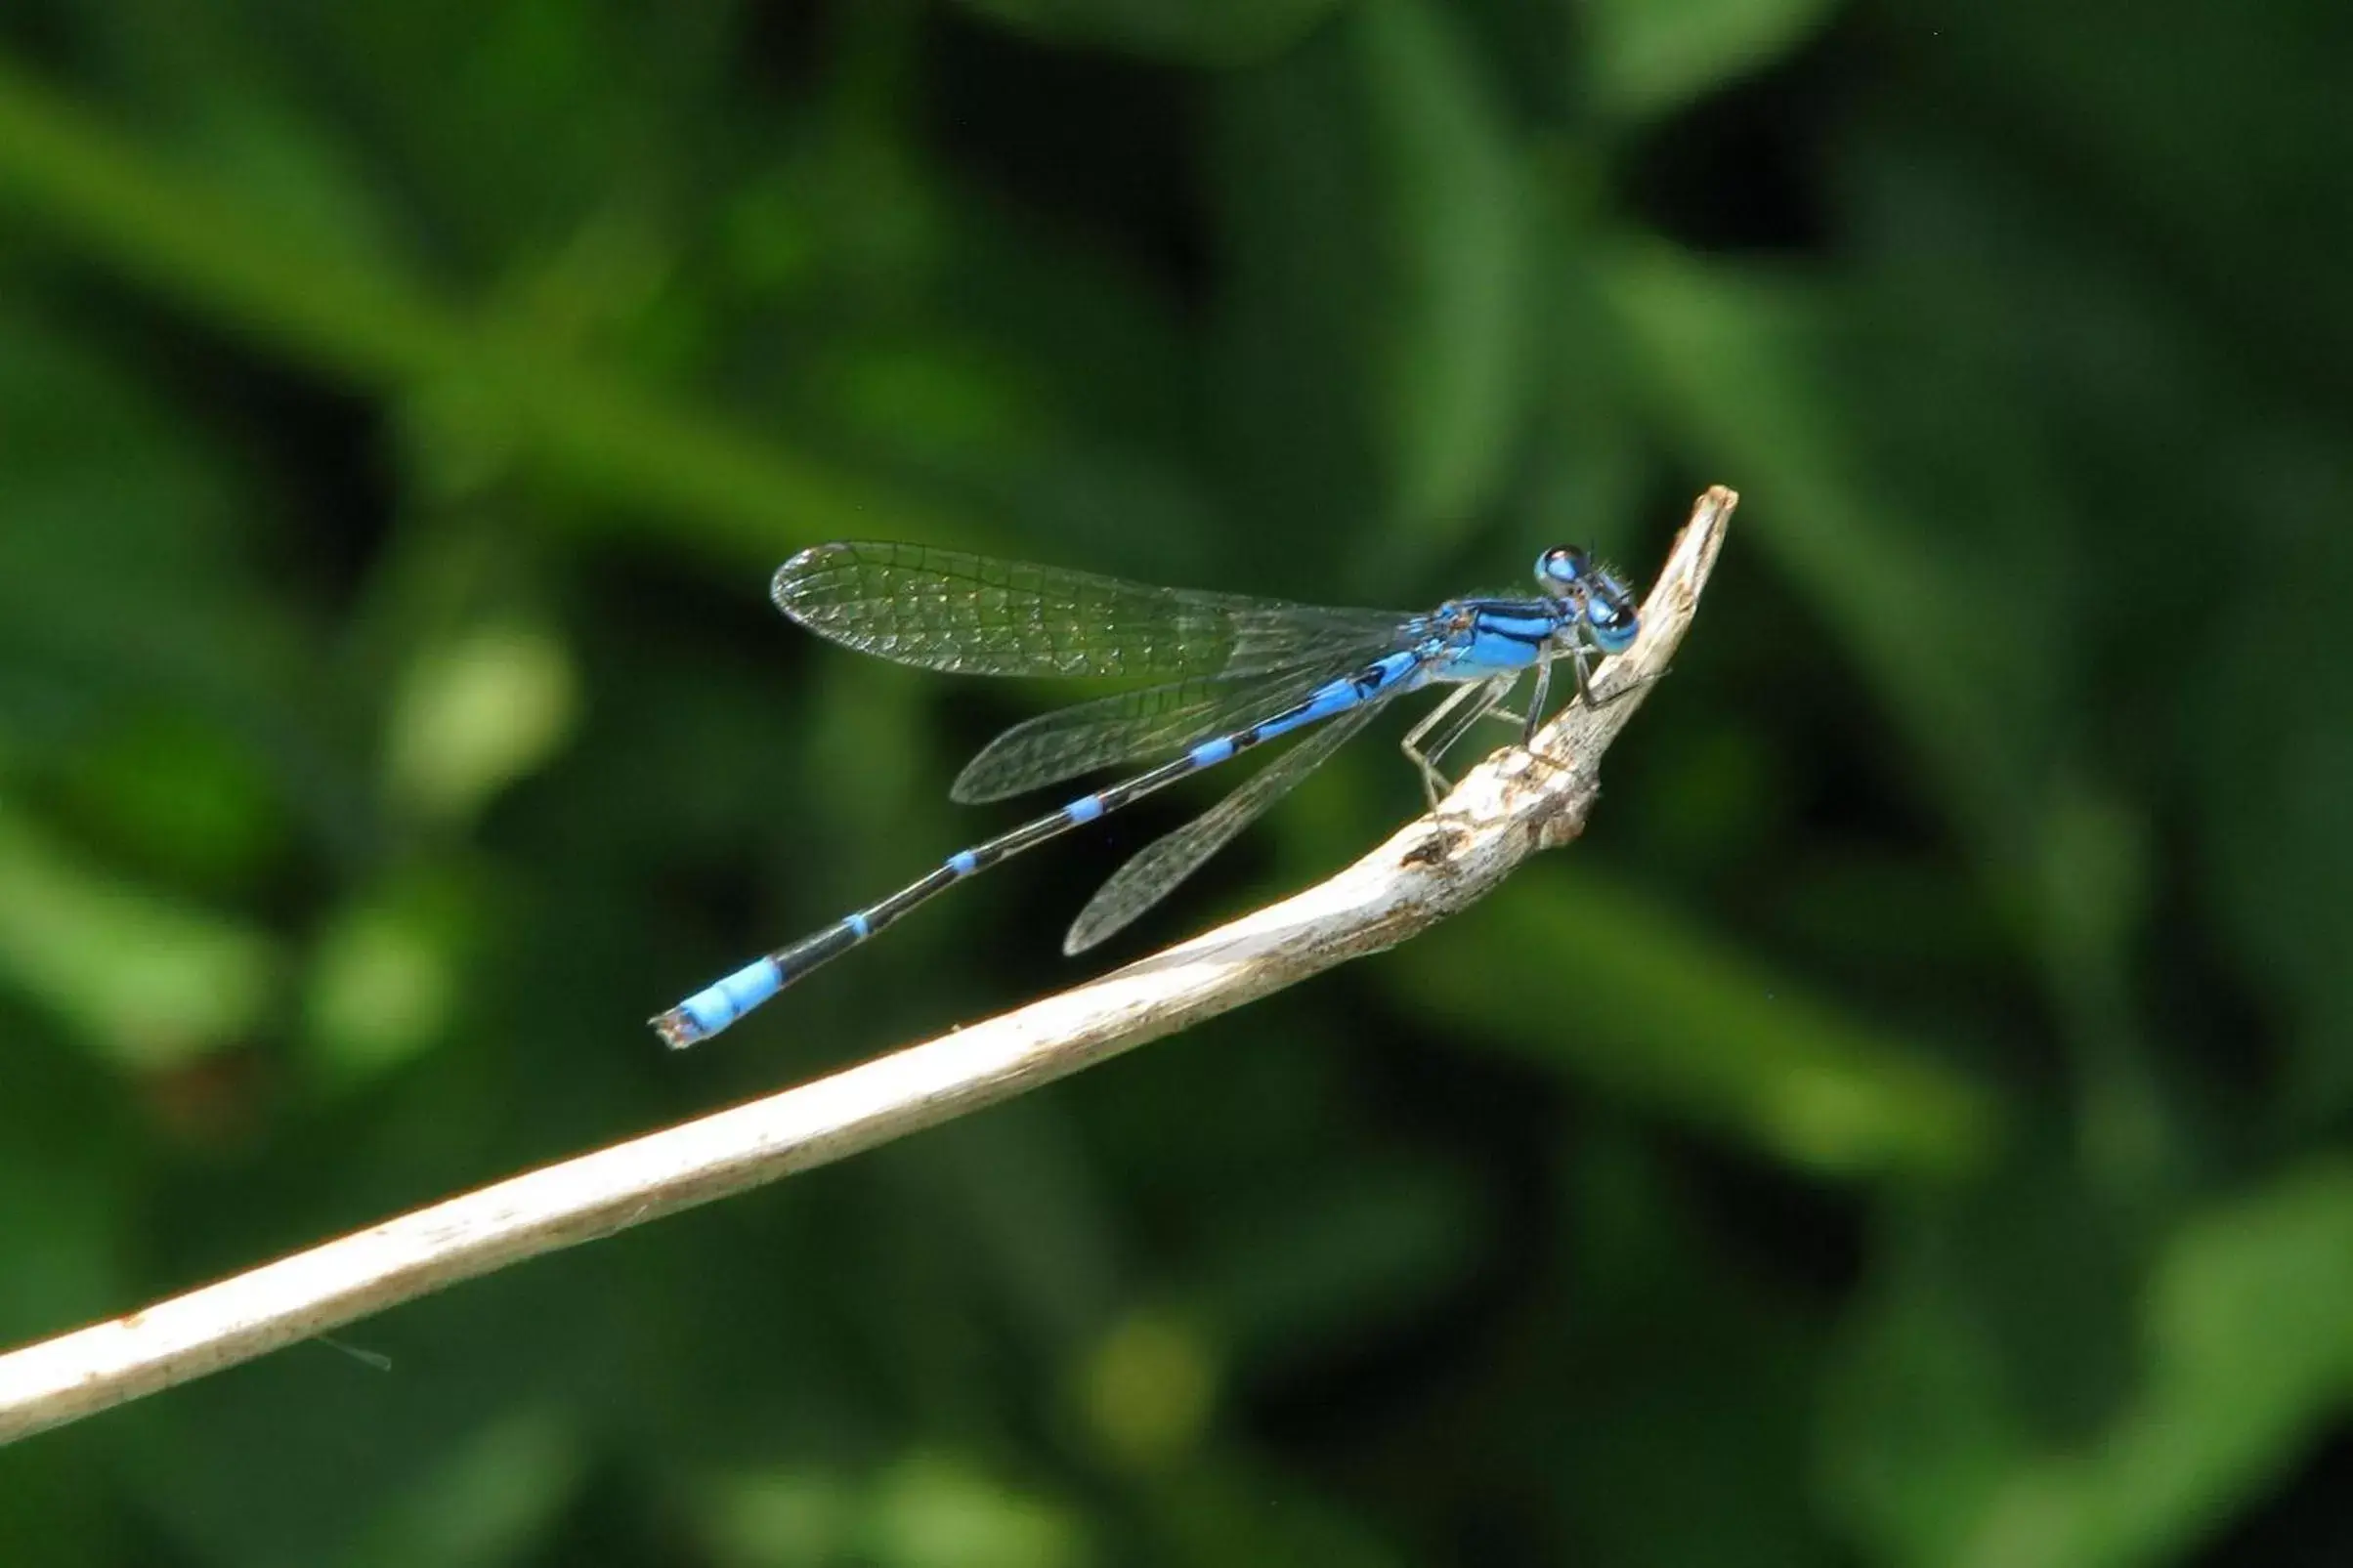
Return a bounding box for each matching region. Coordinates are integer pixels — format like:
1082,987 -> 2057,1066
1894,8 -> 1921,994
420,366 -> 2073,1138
1062,699 -> 1388,954
774,541 -> 1407,681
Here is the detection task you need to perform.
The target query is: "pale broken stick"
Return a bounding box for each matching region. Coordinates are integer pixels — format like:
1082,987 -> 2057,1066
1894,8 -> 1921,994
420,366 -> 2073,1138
0,486 -> 1735,1446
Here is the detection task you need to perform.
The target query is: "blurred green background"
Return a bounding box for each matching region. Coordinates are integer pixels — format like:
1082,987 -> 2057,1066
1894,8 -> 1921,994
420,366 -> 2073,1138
3,0 -> 2349,1562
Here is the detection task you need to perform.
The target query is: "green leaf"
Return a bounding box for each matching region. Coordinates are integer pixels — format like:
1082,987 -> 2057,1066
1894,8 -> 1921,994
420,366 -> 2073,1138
1071,1309 -> 1220,1471
343,1411 -> 589,1568
302,868 -> 486,1082
1207,0 -> 1532,570
0,807 -> 278,1069
1828,1161 -> 2353,1568
1583,0 -> 1839,120
384,620 -> 581,825
0,56 -> 998,566
1392,868 -> 1998,1180
1602,242 -> 2063,838
863,1453 -> 1091,1568
1355,0 -> 1532,533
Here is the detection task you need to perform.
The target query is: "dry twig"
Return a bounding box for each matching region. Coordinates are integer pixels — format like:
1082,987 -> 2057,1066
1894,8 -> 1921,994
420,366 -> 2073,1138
0,486 -> 1735,1445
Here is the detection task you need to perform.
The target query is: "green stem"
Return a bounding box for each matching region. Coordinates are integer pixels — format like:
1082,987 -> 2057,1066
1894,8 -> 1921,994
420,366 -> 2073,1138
0,54 -> 979,558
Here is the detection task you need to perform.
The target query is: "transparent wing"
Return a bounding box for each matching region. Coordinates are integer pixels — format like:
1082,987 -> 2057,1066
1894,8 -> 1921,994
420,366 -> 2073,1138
773,541 -> 1410,680
952,660 -> 1390,804
1062,699 -> 1387,955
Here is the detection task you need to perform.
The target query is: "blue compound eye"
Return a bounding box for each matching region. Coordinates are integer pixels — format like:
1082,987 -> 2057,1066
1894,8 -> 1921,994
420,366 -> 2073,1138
1536,546 -> 1588,592
1586,585 -> 1638,654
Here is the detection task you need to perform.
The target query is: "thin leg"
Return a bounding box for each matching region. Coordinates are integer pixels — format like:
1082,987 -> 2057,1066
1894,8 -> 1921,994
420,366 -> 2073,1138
1495,652 -> 1658,799
1568,646 -> 1596,711
1580,656 -> 1661,714
1435,675 -> 1519,766
1519,659 -> 1554,746
1398,682 -> 1483,814
1401,675 -> 1518,815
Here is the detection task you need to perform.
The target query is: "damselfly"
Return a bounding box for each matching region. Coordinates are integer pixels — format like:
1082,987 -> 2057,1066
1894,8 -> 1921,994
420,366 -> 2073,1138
653,541 -> 1638,1047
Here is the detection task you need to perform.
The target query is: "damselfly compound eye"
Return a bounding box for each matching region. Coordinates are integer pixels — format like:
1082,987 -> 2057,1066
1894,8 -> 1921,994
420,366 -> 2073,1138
1584,577 -> 1639,654
1536,546 -> 1588,594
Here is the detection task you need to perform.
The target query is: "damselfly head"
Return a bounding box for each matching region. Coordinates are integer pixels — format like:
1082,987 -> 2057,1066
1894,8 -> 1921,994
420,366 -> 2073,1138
1538,546 -> 1638,654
